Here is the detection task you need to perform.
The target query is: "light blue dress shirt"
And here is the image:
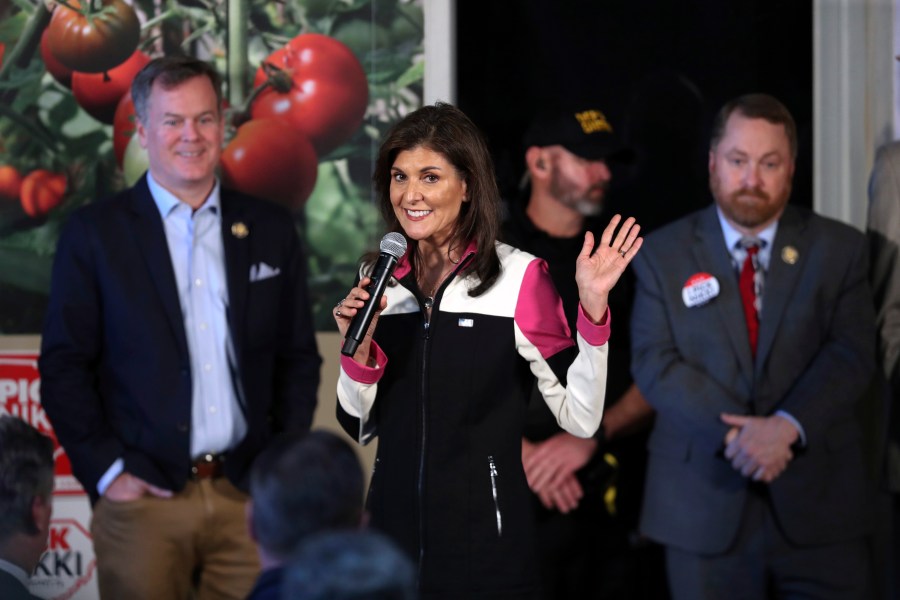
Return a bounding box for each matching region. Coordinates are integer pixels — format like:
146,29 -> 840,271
717,209 -> 777,277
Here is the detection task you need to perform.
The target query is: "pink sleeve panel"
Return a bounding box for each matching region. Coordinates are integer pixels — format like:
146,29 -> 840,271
515,259 -> 576,360
576,304 -> 611,346
339,341 -> 388,384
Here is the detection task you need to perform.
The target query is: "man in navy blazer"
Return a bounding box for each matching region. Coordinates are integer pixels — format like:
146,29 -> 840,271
39,56 -> 321,600
631,94 -> 876,599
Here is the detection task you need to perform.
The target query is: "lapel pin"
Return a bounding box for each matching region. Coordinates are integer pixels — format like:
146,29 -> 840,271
781,245 -> 798,265
231,222 -> 249,239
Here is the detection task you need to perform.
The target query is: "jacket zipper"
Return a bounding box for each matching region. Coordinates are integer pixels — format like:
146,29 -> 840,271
489,455 -> 503,537
365,456 -> 380,510
416,304 -> 430,584
414,253 -> 471,584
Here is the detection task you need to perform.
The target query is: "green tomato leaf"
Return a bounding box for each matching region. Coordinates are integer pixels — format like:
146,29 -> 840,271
63,130 -> 111,159
0,10 -> 27,43
45,90 -> 80,126
395,58 -> 424,88
0,245 -> 53,293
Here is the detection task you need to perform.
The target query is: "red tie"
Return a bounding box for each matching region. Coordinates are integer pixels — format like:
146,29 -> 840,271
739,243 -> 760,357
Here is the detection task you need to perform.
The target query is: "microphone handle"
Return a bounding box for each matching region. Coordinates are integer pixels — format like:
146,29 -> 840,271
341,253 -> 398,357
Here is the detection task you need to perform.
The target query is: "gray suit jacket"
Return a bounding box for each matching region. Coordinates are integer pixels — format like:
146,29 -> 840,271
868,142 -> 900,491
631,203 -> 876,553
869,142 -> 900,383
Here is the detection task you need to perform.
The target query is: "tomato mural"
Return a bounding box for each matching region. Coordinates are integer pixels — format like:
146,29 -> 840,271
221,118 -> 319,211
20,170 -> 67,218
0,0 -> 424,333
40,29 -> 73,88
0,165 -> 22,201
112,89 -> 136,167
45,0 -> 141,74
251,33 -> 369,156
72,50 -> 151,124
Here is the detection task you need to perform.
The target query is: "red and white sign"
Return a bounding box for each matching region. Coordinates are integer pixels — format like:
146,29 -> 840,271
28,517 -> 97,600
1,351 -> 98,599
0,352 -> 83,495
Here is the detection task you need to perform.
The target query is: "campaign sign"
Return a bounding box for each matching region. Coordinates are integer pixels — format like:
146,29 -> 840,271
28,513 -> 98,600
0,353 -> 83,495
0,352 -> 99,600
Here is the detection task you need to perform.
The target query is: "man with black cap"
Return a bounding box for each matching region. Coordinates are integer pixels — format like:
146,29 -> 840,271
502,107 -> 665,599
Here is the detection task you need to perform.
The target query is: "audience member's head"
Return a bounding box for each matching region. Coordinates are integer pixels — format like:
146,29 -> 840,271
0,415 -> 55,573
248,429 -> 365,568
281,529 -> 417,600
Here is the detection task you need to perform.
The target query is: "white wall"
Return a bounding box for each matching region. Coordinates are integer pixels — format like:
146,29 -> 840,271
424,0 -> 456,104
814,0 -> 895,229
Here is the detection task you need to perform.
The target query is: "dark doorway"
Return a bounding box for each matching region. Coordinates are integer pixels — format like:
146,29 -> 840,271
456,0 -> 813,233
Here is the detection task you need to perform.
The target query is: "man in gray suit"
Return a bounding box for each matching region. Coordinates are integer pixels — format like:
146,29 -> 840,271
867,140 -> 900,597
631,93 -> 876,599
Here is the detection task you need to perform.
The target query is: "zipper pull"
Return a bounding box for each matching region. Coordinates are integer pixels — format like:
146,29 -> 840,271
488,455 -> 502,537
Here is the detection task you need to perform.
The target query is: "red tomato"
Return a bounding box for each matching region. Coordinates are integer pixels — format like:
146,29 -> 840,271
220,119 -> 319,212
72,50 -> 150,124
112,89 -> 137,166
0,42 -> 5,66
0,165 -> 22,200
20,170 -> 67,218
251,33 -> 369,156
40,29 -> 73,88
46,0 -> 141,74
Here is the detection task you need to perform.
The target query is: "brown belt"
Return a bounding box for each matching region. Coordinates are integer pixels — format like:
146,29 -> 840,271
190,453 -> 225,480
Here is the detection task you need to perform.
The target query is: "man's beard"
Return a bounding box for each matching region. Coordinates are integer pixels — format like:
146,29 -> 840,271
711,177 -> 789,229
550,174 -> 606,217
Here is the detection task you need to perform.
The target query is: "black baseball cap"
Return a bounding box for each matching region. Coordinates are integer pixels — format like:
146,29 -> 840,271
524,107 -> 634,163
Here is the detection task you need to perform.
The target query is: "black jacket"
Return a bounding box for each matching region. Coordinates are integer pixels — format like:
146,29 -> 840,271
337,242 -> 610,598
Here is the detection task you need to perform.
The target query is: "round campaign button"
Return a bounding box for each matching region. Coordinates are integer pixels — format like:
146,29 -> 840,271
682,272 -> 720,307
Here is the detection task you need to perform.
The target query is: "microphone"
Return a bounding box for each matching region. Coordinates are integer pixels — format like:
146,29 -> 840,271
341,232 -> 408,357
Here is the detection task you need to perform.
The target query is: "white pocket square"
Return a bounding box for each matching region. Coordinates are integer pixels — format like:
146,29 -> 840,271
249,262 -> 281,282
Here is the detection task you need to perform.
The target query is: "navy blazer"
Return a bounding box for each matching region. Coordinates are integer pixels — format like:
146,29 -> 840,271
39,175 -> 321,503
631,204 -> 877,553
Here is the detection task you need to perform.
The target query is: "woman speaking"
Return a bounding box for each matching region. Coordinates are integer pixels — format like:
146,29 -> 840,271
334,103 -> 641,599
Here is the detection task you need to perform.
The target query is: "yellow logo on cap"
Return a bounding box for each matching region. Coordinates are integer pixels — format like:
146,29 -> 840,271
575,110 -> 613,135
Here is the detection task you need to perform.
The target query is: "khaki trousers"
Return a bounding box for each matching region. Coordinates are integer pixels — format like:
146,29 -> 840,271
91,477 -> 260,600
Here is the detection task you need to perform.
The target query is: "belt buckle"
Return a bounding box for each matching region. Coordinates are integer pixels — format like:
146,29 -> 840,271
190,453 -> 224,480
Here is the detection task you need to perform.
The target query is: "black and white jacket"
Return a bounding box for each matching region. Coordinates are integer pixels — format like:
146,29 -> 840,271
337,240 -> 610,599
